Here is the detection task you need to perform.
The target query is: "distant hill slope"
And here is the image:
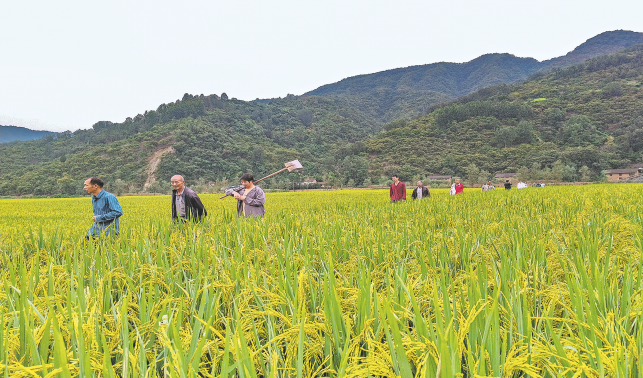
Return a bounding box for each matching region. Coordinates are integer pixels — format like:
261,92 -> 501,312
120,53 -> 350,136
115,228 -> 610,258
307,53 -> 542,99
0,94 -> 381,196
365,44 -> 643,182
0,125 -> 53,143
304,30 -> 643,124
542,30 -> 643,71
304,53 -> 541,124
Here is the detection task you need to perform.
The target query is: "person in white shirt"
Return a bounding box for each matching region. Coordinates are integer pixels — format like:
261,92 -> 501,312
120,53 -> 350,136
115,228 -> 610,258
481,181 -> 495,192
411,181 -> 430,200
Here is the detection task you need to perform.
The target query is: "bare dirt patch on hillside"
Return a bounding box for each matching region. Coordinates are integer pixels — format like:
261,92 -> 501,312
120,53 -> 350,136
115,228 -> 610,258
143,147 -> 175,190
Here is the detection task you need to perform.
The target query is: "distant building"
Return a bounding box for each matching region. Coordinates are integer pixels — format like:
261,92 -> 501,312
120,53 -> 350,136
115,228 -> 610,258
495,173 -> 518,181
426,175 -> 452,180
605,168 -> 643,182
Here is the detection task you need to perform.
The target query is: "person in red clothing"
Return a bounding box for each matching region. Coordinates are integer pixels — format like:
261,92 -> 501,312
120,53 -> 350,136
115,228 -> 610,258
454,178 -> 464,194
390,175 -> 406,202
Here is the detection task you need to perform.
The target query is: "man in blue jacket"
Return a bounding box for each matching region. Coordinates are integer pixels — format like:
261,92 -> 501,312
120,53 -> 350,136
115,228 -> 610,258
83,177 -> 123,239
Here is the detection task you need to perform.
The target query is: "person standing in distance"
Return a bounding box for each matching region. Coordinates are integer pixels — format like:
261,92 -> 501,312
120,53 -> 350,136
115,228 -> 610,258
504,179 -> 512,190
454,178 -> 464,195
411,181 -> 430,200
481,181 -> 495,192
171,175 -> 207,222
390,175 -> 406,202
233,173 -> 265,218
84,177 -> 123,239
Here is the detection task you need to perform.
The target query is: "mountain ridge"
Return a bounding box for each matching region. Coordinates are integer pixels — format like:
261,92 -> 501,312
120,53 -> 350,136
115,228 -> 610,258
9,30 -> 642,135
303,30 -> 643,124
542,30 -> 643,71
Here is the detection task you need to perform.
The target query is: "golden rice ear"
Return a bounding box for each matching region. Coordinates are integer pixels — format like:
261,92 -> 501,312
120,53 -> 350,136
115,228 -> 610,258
4,185 -> 635,376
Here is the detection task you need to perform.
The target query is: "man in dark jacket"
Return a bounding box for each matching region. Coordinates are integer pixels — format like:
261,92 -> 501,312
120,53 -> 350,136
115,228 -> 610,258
411,181 -> 430,200
171,175 -> 207,222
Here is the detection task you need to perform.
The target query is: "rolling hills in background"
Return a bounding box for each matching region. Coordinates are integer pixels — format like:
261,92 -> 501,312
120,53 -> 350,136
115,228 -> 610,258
0,125 -> 53,143
305,30 -> 643,123
363,44 -> 643,182
0,95 -> 382,195
304,53 -> 541,124
1,30 -> 642,196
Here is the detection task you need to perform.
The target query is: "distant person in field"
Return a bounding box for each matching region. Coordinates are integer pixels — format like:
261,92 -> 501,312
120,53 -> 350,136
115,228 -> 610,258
504,180 -> 512,190
453,178 -> 464,195
83,177 -> 123,239
411,181 -> 430,200
389,175 -> 406,202
233,173 -> 265,218
171,175 -> 207,222
481,181 -> 495,192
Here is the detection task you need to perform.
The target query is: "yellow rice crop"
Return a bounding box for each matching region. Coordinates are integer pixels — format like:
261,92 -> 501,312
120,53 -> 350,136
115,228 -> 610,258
0,185 -> 642,377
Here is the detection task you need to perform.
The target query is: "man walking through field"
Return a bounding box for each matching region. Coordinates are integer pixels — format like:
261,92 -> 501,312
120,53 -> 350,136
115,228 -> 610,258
481,181 -> 495,192
84,177 -> 123,239
411,181 -> 430,199
171,175 -> 207,222
390,175 -> 406,202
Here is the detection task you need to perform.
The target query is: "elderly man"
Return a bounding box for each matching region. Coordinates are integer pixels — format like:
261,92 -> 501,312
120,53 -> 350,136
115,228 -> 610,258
170,175 -> 207,222
411,181 -> 430,200
84,177 -> 123,239
481,181 -> 495,192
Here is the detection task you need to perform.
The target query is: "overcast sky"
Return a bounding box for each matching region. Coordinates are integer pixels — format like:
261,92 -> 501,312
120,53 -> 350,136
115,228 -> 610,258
1,0 -> 641,132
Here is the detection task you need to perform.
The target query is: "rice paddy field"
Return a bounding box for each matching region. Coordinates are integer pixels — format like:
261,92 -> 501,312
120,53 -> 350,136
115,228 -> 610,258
0,184 -> 642,377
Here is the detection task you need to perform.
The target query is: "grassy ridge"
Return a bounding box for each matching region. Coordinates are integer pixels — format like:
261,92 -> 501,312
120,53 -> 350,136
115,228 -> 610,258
0,186 -> 642,376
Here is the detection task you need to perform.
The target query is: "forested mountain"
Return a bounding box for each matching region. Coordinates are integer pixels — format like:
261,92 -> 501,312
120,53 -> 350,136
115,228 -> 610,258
305,54 -> 541,124
0,94 -> 380,196
0,125 -> 53,143
367,44 -> 643,183
305,30 -> 643,123
307,53 -> 541,99
1,31 -> 642,197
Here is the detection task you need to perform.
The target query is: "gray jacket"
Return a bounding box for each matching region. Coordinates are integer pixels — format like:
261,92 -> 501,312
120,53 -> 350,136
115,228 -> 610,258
236,186 -> 265,218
